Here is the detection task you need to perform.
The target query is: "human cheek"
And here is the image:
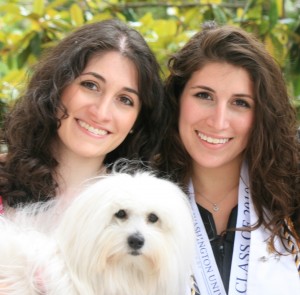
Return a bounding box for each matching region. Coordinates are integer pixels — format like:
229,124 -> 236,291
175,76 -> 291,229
178,111 -> 194,150
181,98 -> 207,134
116,110 -> 139,135
60,83 -> 86,110
236,116 -> 254,149
130,111 -> 139,130
241,112 -> 254,136
179,93 -> 194,122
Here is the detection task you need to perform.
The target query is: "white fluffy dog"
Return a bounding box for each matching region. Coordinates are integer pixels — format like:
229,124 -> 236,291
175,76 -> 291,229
0,171 -> 196,295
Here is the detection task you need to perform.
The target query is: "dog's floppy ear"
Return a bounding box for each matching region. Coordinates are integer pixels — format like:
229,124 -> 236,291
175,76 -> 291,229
54,179 -> 117,292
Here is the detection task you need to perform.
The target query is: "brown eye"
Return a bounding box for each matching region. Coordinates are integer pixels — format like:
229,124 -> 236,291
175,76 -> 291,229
234,99 -> 251,109
115,209 -> 127,219
195,91 -> 212,100
119,95 -> 134,106
148,213 -> 158,223
80,81 -> 98,91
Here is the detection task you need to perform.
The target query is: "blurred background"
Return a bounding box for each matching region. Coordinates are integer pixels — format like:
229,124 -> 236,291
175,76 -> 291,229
0,0 -> 300,122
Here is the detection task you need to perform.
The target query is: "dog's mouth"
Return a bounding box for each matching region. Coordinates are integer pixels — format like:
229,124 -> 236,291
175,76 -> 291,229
130,250 -> 142,256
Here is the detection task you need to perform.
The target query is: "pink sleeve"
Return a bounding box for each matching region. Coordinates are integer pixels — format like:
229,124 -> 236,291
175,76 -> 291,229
0,196 -> 4,214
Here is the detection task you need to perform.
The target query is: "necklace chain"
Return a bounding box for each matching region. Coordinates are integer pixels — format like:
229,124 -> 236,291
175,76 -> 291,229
194,186 -> 237,212
194,175 -> 241,212
196,192 -> 228,212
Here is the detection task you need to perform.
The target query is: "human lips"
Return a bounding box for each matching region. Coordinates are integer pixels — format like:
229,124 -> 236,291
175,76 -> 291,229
78,120 -> 109,136
197,131 -> 232,144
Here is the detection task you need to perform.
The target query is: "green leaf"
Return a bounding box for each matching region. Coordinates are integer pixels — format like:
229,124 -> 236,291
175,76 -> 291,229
70,3 -> 84,26
139,12 -> 154,27
241,0 -> 263,20
151,19 -> 177,38
0,3 -> 21,15
269,0 -> 279,29
292,74 -> 300,99
47,0 -> 69,10
33,0 -> 45,16
211,4 -> 227,25
0,68 -> 27,103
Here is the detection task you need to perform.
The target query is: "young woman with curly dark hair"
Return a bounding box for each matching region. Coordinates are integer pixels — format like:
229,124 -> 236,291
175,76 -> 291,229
0,19 -> 165,207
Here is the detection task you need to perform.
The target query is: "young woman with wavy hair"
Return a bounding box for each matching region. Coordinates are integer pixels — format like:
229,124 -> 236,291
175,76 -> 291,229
158,21 -> 300,294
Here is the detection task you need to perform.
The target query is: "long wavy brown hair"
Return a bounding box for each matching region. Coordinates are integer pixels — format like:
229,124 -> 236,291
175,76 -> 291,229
158,21 -> 300,250
0,19 -> 166,206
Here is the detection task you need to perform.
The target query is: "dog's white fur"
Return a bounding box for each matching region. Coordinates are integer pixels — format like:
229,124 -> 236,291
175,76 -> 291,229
0,171 -> 196,295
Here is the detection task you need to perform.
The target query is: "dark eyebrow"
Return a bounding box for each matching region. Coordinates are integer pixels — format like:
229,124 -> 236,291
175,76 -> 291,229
81,72 -> 105,82
233,93 -> 254,100
191,85 -> 253,100
80,72 -> 139,96
191,85 -> 215,93
123,87 -> 139,96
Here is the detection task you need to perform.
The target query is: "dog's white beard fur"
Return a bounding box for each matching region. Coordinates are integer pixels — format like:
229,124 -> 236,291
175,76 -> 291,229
0,171 -> 196,295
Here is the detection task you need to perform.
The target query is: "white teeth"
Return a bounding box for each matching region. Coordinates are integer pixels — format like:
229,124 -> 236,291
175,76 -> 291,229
197,132 -> 230,144
78,120 -> 108,136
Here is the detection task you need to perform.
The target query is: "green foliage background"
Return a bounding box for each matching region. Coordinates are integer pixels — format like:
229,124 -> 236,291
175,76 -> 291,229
0,0 -> 300,121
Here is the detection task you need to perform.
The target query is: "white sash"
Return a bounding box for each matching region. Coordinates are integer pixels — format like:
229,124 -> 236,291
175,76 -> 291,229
189,162 -> 252,295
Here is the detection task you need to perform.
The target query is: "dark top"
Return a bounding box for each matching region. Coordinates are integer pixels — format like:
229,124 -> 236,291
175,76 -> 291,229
197,204 -> 238,293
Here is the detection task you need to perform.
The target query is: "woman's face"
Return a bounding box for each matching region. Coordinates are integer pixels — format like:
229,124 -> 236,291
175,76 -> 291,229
179,62 -> 255,171
57,51 -> 140,162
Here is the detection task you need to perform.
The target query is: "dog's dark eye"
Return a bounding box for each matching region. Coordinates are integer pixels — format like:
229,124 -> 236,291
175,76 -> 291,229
148,213 -> 158,223
115,209 -> 127,219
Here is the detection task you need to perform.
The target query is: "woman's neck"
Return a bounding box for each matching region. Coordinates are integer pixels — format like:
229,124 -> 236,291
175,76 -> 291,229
54,147 -> 106,203
192,160 -> 242,234
192,163 -> 240,200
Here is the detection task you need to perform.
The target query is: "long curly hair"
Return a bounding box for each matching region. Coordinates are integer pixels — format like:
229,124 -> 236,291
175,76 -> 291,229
0,19 -> 165,206
158,22 -> 300,248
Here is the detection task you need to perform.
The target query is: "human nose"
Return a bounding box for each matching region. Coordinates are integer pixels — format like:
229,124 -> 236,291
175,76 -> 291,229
90,96 -> 113,121
206,103 -> 229,130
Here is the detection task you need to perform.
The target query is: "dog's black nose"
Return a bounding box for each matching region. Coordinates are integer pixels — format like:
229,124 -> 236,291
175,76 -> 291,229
128,233 -> 145,250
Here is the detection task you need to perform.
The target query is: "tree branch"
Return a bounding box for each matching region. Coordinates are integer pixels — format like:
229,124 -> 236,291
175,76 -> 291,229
114,1 -> 246,9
